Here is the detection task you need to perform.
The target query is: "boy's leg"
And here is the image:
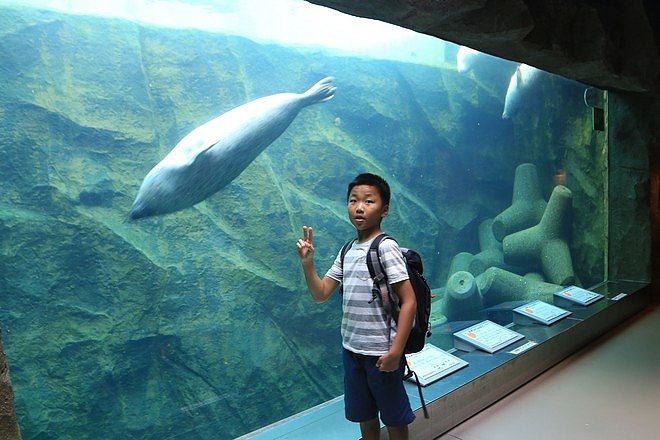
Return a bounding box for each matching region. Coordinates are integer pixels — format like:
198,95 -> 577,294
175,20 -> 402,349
344,350 -> 414,438
343,349 -> 379,423
359,418 -> 380,440
365,356 -> 415,428
386,425 -> 409,440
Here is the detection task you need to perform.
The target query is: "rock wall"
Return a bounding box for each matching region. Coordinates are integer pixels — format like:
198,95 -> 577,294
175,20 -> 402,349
0,331 -> 21,440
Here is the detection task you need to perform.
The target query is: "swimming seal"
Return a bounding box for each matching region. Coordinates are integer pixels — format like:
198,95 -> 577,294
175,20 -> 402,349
502,64 -> 543,119
130,76 -> 336,219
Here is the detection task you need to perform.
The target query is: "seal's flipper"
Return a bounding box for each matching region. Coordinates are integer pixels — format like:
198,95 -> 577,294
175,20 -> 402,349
303,76 -> 336,105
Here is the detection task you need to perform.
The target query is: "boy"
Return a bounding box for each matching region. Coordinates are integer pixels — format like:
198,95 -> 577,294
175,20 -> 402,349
296,173 -> 417,440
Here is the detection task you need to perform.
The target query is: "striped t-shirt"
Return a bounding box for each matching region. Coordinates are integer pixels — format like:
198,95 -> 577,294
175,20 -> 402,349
326,237 -> 409,356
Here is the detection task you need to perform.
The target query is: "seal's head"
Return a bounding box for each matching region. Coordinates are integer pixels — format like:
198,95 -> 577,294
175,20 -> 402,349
129,201 -> 155,220
129,166 -> 178,220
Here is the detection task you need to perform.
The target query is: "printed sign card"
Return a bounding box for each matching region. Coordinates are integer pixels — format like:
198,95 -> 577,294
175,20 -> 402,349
453,320 -> 525,354
405,344 -> 469,386
554,285 -> 604,306
513,300 -> 571,325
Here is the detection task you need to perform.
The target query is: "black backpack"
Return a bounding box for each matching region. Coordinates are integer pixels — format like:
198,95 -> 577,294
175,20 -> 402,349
340,233 -> 433,418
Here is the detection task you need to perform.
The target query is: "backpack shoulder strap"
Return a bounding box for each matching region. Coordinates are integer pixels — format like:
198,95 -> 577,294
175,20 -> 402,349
366,233 -> 395,313
338,239 -> 355,295
339,239 -> 356,269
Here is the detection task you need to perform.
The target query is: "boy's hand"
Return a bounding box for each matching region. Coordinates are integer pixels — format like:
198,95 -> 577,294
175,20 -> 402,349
296,226 -> 315,263
376,350 -> 402,373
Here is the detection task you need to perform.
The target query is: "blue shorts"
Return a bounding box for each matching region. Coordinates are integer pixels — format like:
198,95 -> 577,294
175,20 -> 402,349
342,348 -> 415,427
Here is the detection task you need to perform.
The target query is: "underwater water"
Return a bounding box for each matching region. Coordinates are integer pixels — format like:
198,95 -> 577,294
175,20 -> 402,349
0,1 -> 607,439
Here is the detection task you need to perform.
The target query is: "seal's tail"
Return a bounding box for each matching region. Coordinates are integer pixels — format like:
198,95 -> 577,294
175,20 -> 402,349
303,76 -> 336,105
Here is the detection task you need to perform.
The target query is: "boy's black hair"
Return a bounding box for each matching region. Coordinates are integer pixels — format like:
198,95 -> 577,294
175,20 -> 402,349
347,173 -> 391,206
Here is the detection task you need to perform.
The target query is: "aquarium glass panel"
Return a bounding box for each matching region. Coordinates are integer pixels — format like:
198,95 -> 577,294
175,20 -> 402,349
0,1 -> 613,439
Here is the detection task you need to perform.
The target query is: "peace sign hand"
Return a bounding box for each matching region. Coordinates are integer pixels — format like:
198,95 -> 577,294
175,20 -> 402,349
296,226 -> 315,263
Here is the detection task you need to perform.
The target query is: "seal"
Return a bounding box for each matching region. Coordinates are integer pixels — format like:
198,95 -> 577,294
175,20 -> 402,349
130,76 -> 336,219
502,64 -> 543,119
456,46 -> 481,73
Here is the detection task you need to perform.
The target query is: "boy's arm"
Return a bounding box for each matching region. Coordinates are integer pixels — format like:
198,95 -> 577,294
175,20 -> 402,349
296,226 -> 339,302
300,261 -> 339,303
377,279 -> 416,372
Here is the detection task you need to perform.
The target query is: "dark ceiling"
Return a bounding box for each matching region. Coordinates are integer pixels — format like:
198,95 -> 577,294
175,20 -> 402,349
307,0 -> 660,94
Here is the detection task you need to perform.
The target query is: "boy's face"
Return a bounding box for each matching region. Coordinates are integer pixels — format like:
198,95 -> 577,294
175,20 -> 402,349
347,184 -> 389,234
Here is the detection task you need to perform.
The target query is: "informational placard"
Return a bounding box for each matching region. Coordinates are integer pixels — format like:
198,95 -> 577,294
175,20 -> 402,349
513,300 -> 571,325
405,344 -> 469,386
554,285 -> 604,306
453,320 -> 525,354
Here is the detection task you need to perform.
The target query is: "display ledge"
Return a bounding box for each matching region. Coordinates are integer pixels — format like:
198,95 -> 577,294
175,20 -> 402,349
241,280 -> 652,440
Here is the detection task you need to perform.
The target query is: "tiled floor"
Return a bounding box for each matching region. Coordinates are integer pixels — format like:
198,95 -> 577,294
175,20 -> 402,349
436,302 -> 660,440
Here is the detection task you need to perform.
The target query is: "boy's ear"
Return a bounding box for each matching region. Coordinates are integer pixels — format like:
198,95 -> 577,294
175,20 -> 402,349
381,204 -> 389,218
